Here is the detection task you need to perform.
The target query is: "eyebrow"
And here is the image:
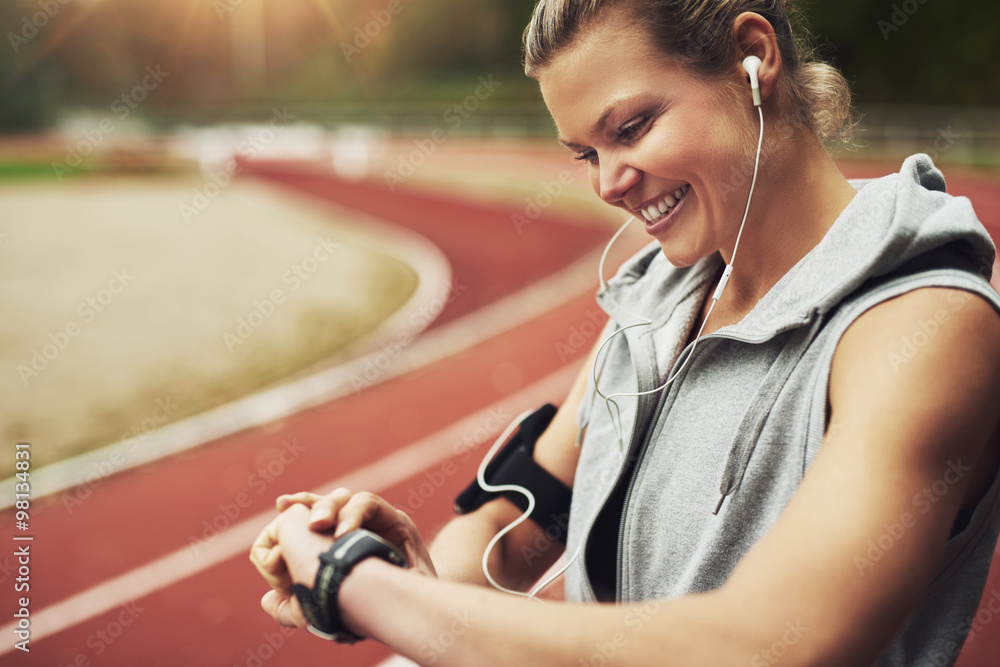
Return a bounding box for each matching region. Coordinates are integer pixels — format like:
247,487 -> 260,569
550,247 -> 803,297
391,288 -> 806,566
556,93 -> 648,150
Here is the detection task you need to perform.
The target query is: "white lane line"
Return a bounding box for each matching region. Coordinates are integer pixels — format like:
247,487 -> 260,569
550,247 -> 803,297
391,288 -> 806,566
0,179 -> 451,510
0,238 -> 602,510
0,362 -> 581,655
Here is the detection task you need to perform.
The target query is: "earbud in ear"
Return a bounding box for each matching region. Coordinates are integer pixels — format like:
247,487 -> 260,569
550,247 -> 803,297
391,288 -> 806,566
742,55 -> 762,107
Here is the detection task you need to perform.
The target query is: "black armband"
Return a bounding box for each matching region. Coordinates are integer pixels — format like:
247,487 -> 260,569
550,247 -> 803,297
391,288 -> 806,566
454,403 -> 572,544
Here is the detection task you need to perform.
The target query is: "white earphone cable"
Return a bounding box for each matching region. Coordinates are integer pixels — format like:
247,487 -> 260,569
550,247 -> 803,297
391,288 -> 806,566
477,97 -> 764,601
592,104 -> 764,447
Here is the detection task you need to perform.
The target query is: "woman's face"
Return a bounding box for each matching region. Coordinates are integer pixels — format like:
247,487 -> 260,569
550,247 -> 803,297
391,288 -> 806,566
538,12 -> 754,267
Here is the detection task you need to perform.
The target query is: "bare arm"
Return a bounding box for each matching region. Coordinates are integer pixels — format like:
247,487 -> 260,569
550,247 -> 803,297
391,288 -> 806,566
429,341 -> 597,590
255,288 -> 1000,665
277,339 -> 601,591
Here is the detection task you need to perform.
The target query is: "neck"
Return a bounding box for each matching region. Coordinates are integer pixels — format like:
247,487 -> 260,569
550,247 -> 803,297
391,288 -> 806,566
718,129 -> 857,315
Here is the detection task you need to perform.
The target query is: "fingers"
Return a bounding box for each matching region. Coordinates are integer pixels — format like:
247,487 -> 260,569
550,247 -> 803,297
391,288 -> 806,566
260,590 -> 307,628
272,488 -> 354,531
331,493 -> 437,576
275,492 -> 322,512
249,515 -> 292,593
305,487 -> 354,532
332,491 -> 396,538
262,489 -> 436,578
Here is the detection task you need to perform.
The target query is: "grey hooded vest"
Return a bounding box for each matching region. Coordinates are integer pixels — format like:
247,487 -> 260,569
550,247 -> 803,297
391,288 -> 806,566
565,154 -> 1000,666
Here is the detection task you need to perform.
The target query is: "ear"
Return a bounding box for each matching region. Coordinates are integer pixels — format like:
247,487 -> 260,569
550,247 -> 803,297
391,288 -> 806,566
732,12 -> 782,105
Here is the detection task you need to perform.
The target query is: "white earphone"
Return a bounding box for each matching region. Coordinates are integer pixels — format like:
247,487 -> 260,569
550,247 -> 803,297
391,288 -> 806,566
742,55 -> 763,107
592,53 -> 766,447
479,52 -> 767,598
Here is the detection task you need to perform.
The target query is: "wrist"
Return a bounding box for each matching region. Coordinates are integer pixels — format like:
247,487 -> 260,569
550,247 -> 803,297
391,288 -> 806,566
292,529 -> 407,642
339,557 -> 400,639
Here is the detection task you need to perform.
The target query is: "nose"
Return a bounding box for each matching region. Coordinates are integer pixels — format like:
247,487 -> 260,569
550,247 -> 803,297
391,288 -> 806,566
596,151 -> 641,206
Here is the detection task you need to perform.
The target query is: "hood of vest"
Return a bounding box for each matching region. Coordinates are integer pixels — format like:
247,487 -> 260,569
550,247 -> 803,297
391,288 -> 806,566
588,153 -> 997,515
595,153 -> 996,339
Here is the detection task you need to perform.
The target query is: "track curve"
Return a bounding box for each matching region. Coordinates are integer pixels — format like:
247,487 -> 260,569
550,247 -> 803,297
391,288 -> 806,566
2,158 -> 998,667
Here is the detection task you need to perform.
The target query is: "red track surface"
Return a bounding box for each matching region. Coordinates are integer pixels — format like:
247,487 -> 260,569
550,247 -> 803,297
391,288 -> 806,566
3,159 -> 999,666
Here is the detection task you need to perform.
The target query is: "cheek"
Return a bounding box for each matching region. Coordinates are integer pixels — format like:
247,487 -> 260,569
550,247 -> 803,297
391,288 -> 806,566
637,119 -> 700,174
643,113 -> 740,196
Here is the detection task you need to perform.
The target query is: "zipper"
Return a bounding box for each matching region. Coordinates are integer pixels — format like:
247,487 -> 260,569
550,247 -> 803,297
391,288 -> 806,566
614,389 -> 668,602
578,257 -> 770,602
611,330 -> 761,602
575,325 -> 662,603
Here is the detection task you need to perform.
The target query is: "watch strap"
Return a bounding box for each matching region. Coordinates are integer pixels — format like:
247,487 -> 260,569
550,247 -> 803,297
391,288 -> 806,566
292,529 -> 408,642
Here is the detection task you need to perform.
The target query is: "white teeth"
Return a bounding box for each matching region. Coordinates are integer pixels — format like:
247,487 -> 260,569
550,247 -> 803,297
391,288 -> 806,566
637,185 -> 689,222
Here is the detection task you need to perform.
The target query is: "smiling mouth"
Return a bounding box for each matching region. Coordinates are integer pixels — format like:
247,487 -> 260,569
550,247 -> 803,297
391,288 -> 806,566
636,184 -> 690,223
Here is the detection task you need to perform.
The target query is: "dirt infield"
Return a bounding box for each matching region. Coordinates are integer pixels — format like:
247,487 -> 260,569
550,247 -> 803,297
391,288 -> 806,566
0,176 -> 419,476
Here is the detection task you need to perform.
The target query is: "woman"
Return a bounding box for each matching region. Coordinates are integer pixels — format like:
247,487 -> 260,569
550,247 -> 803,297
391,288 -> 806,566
250,1 -> 1000,664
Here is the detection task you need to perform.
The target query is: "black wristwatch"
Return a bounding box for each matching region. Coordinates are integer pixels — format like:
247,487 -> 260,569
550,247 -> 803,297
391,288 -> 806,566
292,528 -> 408,642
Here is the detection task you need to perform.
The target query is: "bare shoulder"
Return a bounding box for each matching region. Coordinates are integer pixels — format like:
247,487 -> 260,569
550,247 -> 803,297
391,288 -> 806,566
831,286 -> 1000,404
830,286 -> 1000,489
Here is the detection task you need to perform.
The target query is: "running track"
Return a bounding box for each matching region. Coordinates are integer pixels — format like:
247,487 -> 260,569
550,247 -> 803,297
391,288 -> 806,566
2,158 -> 999,666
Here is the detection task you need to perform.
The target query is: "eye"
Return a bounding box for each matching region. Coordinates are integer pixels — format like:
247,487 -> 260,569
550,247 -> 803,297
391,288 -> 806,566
574,149 -> 598,165
616,115 -> 652,145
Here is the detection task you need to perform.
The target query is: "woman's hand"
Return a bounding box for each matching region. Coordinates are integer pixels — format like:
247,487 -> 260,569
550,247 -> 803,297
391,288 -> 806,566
249,503 -> 336,628
274,488 -> 438,579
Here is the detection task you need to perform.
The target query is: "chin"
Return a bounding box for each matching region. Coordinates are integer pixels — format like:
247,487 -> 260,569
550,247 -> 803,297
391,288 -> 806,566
656,242 -> 704,269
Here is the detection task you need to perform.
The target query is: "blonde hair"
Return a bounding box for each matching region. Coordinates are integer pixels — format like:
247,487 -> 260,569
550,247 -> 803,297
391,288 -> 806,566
523,0 -> 854,144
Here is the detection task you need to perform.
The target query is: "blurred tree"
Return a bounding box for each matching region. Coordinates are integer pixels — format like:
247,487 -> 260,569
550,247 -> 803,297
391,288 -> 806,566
0,0 -> 998,131
803,0 -> 1000,107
